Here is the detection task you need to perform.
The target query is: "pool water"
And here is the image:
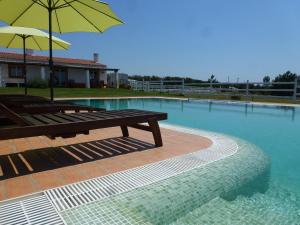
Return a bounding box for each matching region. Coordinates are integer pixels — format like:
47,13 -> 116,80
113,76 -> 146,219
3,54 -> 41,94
67,98 -> 300,224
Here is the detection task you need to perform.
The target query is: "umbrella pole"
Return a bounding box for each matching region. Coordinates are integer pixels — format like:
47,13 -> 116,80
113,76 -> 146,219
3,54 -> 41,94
22,36 -> 27,95
48,7 -> 54,102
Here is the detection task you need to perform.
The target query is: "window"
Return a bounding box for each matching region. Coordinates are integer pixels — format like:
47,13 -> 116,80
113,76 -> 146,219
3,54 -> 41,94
8,64 -> 24,78
54,67 -> 68,87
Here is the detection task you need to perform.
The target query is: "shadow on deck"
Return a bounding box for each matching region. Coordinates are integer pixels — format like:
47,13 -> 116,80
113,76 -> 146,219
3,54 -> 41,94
0,137 -> 154,180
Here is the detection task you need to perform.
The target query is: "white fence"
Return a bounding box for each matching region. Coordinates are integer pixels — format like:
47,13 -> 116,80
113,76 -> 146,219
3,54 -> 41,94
131,78 -> 300,101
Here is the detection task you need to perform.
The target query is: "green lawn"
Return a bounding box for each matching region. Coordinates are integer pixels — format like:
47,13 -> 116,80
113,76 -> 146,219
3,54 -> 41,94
0,87 -> 181,98
0,87 -> 299,105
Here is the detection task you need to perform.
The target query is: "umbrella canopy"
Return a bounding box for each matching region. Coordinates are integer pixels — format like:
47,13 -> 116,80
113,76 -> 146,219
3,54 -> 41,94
0,0 -> 123,100
0,26 -> 70,95
0,26 -> 70,50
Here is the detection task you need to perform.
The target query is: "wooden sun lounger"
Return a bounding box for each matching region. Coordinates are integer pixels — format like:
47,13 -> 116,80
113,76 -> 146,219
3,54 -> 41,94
0,95 -> 104,113
0,104 -> 167,147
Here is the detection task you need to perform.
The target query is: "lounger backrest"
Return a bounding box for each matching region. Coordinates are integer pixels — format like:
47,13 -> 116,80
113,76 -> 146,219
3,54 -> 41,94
0,103 -> 29,126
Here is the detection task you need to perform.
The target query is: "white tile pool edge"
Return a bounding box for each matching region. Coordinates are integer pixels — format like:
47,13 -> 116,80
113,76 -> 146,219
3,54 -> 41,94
0,125 -> 238,225
56,96 -> 300,108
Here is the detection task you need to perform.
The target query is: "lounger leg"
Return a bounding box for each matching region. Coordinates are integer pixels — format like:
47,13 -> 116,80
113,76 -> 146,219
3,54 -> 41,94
121,125 -> 129,137
148,120 -> 163,147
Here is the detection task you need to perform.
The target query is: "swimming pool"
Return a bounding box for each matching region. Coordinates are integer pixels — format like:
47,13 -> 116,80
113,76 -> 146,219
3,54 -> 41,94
66,98 -> 300,224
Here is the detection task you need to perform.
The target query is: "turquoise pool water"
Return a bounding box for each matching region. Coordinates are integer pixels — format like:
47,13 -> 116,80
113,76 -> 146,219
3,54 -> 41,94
67,98 -> 300,224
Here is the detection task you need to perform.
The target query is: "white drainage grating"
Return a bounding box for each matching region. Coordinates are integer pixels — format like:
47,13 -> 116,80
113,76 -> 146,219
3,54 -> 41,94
0,194 -> 65,225
45,125 -> 238,212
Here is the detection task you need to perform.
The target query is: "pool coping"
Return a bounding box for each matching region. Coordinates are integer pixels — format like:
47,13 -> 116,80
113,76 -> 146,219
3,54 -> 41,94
56,96 -> 300,108
55,96 -> 189,101
0,125 -> 238,224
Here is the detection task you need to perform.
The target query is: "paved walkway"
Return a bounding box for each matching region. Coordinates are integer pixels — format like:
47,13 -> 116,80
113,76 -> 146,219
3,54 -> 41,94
0,126 -> 212,201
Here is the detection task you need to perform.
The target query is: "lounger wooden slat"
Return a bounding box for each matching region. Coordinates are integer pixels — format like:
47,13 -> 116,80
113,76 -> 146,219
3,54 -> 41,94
63,113 -> 94,121
84,112 -> 120,120
0,95 -> 105,114
43,114 -> 73,123
22,115 -> 46,126
32,115 -> 59,125
75,113 -> 106,121
0,107 -> 168,147
54,114 -> 83,122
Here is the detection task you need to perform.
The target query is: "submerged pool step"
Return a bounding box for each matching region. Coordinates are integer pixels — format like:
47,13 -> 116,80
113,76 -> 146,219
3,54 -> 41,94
0,194 -> 65,225
45,127 -> 238,212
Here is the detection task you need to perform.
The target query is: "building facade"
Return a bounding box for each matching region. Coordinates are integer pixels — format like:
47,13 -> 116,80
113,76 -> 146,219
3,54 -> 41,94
0,52 -> 116,88
107,73 -> 129,88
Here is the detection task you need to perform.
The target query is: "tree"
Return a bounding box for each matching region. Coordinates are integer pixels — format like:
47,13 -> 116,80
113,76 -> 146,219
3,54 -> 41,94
272,71 -> 298,96
208,74 -> 218,83
273,71 -> 297,83
263,76 -> 270,84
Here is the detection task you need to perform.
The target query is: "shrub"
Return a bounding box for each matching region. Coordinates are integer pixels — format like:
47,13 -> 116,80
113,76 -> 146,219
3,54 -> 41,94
119,84 -> 131,89
231,95 -> 241,101
28,78 -> 48,88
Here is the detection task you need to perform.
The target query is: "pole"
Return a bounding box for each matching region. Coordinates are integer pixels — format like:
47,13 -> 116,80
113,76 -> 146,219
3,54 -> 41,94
293,76 -> 298,101
48,6 -> 54,101
22,36 -> 27,95
246,80 -> 249,97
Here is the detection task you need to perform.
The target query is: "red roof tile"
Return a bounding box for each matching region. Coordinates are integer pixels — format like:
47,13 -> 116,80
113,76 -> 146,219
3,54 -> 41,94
0,52 -> 106,68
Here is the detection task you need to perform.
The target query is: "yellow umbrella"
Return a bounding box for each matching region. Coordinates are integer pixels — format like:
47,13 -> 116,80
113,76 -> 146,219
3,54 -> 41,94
0,0 -> 123,100
0,26 -> 70,95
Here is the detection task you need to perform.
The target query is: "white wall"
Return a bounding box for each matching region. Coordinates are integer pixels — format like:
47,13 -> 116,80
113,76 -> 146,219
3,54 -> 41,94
0,63 -> 108,87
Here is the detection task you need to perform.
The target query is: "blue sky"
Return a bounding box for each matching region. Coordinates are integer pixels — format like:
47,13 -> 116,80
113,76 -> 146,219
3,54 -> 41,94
1,0 -> 300,81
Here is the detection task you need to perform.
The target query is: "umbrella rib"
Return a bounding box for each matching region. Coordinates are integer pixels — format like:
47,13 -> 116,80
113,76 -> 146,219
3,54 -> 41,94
62,0 -> 103,33
54,0 -> 80,9
31,36 -> 43,51
33,0 -> 48,8
6,34 -> 18,48
52,39 -> 69,50
10,2 -> 37,25
54,8 -> 62,33
76,0 -> 124,24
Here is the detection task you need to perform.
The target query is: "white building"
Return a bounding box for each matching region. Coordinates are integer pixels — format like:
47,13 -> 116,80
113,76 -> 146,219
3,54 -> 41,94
107,73 -> 128,88
0,52 -> 118,88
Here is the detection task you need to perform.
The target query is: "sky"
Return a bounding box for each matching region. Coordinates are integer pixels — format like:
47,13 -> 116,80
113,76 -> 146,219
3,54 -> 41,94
1,0 -> 300,81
